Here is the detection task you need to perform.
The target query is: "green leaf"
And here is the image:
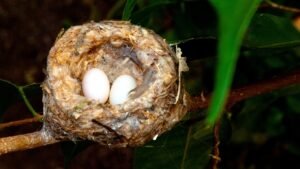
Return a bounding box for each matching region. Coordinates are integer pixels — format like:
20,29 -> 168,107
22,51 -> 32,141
207,0 -> 262,124
122,0 -> 137,20
134,121 -> 214,169
244,14 -> 300,49
0,79 -> 41,118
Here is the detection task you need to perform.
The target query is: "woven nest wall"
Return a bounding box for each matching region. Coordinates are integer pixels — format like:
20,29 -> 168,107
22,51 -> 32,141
42,20 -> 189,147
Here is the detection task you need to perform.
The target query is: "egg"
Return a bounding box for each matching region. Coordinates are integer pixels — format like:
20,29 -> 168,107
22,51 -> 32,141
109,75 -> 137,105
82,68 -> 110,103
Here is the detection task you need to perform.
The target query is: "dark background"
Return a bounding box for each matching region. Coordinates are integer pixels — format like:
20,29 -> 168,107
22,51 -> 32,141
1,0 -> 300,169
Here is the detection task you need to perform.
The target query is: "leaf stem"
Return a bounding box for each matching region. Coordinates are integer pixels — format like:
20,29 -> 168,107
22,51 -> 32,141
18,87 -> 39,117
0,69 -> 299,155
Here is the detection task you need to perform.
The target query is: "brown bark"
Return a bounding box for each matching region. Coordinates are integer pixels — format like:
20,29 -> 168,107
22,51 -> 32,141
0,131 -> 58,155
189,70 -> 300,112
263,0 -> 300,13
206,70 -> 300,169
0,70 -> 299,155
0,115 -> 42,130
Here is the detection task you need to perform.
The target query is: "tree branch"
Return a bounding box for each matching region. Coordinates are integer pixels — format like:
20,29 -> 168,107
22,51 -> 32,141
0,70 -> 299,155
263,0 -> 300,13
0,114 -> 43,130
190,70 -> 300,169
189,69 -> 300,112
0,130 -> 58,155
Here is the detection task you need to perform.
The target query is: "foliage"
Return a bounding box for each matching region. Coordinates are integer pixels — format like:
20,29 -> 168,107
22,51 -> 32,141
122,0 -> 137,20
206,0 -> 262,124
1,0 -> 300,168
134,122 -> 214,169
124,0 -> 300,168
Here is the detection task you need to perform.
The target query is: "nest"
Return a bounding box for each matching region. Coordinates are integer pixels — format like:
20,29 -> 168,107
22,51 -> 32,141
42,20 -> 189,147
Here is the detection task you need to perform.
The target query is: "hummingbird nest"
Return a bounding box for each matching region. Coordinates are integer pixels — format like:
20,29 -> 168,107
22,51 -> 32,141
42,20 -> 189,147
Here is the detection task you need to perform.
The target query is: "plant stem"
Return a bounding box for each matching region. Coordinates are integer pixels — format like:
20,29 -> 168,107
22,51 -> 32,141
189,69 -> 300,112
0,70 -> 299,155
263,0 -> 300,13
0,130 -> 58,155
18,86 -> 39,117
0,114 -> 43,130
210,120 -> 221,169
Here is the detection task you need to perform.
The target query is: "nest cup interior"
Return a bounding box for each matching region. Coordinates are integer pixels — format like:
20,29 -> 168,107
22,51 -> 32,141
44,21 -> 185,147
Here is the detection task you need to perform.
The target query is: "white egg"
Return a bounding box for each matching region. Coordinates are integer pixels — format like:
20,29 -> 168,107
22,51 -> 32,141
109,75 -> 137,105
82,68 -> 110,103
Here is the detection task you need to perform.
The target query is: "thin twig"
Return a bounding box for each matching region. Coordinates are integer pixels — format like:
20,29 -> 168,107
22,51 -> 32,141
210,120 -> 221,169
263,0 -> 300,13
189,69 -> 300,112
0,114 -> 43,130
0,70 -> 299,155
192,70 -> 300,169
0,130 -> 58,155
18,86 -> 39,117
